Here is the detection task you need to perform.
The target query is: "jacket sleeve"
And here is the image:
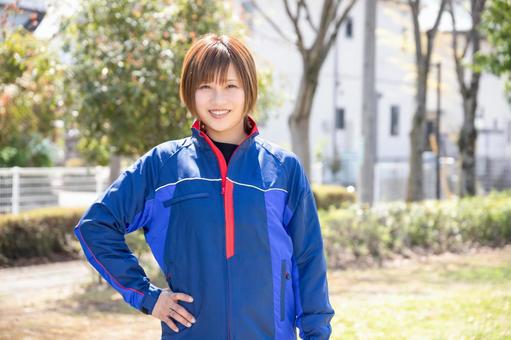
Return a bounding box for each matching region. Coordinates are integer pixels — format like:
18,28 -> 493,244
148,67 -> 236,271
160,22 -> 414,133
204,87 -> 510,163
73,150 -> 162,315
285,158 -> 334,339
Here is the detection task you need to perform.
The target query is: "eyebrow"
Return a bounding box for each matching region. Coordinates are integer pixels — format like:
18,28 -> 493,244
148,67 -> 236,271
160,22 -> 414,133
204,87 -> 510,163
201,78 -> 238,84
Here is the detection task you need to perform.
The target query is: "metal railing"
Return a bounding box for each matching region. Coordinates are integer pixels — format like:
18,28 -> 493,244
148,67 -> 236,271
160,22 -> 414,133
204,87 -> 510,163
0,167 -> 110,214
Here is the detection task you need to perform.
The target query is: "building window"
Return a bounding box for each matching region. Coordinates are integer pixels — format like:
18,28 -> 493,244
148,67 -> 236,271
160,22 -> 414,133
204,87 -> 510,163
390,105 -> 399,136
335,108 -> 345,130
345,17 -> 353,38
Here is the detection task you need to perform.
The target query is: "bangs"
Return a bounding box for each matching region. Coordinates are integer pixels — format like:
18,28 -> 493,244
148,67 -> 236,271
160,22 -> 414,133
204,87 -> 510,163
193,44 -> 233,86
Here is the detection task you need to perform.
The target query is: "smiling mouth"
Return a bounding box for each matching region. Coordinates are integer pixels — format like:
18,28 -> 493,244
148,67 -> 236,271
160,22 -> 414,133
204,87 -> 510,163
209,110 -> 231,117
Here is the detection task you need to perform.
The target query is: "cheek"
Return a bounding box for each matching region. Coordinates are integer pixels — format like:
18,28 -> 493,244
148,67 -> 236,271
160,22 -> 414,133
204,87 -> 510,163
232,91 -> 245,107
195,93 -> 209,110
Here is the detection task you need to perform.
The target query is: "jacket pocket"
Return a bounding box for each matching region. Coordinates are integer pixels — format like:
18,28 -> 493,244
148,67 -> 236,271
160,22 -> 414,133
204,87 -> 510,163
280,259 -> 291,321
163,192 -> 210,207
165,192 -> 209,265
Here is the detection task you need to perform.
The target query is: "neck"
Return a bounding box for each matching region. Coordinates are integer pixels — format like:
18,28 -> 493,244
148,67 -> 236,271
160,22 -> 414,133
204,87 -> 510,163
206,129 -> 247,145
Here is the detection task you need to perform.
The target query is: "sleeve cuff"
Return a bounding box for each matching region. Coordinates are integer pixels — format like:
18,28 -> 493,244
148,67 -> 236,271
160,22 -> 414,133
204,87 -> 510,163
139,283 -> 162,315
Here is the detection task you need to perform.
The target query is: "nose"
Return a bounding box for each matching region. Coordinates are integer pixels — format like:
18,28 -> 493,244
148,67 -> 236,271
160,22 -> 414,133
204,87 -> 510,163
211,87 -> 228,104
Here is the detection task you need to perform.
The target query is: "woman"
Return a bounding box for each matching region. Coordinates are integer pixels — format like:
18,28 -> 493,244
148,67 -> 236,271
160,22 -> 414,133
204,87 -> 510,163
74,33 -> 334,339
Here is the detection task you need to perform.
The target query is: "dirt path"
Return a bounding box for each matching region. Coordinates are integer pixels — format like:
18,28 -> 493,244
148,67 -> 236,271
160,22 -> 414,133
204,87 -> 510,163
0,260 -> 90,305
0,260 -> 162,340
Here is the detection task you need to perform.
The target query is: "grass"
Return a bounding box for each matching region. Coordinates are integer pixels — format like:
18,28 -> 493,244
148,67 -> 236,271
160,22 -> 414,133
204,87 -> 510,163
329,247 -> 511,339
0,248 -> 510,339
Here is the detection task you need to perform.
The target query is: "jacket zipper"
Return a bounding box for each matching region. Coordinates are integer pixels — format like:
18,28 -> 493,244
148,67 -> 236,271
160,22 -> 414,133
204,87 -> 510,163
197,127 -> 258,340
280,260 -> 288,321
198,129 -> 257,259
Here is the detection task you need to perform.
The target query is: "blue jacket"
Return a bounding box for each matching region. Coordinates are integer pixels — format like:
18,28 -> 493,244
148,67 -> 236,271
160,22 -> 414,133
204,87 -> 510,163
74,117 -> 334,339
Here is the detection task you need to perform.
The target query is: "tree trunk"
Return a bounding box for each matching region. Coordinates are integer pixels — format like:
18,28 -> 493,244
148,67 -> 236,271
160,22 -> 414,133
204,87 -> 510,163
407,65 -> 428,202
288,65 -> 320,177
449,0 -> 485,198
109,153 -> 122,185
406,0 -> 446,202
458,95 -> 478,196
289,115 -> 311,175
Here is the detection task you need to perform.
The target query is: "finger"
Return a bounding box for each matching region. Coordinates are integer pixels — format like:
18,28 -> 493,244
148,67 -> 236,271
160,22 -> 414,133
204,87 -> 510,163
169,302 -> 196,324
164,317 -> 179,333
172,292 -> 194,303
168,308 -> 193,328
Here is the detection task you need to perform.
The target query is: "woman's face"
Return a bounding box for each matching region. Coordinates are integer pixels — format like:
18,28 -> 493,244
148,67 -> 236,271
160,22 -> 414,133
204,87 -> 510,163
194,63 -> 247,144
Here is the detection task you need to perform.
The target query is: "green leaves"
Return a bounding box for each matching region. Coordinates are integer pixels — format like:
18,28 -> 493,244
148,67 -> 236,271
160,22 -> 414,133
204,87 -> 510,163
61,0 -> 280,162
0,29 -> 63,166
477,0 -> 511,100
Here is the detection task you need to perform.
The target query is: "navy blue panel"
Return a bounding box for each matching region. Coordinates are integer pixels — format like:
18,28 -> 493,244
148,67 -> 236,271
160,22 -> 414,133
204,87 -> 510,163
161,178 -> 228,338
229,184 -> 275,339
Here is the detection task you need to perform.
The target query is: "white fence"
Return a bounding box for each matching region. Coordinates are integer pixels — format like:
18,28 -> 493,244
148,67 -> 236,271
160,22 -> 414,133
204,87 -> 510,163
318,151 -> 511,202
0,167 -> 110,214
374,156 -> 458,202
373,155 -> 511,202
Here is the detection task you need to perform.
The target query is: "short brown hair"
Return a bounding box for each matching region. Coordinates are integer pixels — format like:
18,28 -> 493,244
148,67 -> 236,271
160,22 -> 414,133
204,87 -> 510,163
179,33 -> 258,118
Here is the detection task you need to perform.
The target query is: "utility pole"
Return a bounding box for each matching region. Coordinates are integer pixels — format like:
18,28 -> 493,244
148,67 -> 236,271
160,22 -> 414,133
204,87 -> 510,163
435,62 -> 442,199
332,34 -> 340,182
359,0 -> 378,205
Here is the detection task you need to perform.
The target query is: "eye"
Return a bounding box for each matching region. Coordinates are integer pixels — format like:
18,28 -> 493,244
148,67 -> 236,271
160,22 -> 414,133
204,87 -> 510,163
199,84 -> 210,89
227,84 -> 237,88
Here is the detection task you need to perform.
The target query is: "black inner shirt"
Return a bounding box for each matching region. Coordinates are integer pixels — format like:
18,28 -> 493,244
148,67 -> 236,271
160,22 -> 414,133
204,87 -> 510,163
211,139 -> 239,164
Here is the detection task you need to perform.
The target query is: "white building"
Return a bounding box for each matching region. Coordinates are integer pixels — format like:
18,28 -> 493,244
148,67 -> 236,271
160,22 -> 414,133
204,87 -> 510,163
0,0 -> 46,33
239,0 -> 511,201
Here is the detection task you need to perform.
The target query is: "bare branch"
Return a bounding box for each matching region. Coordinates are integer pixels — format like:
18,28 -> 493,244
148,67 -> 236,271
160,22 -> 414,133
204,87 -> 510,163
448,0 -> 467,94
311,0 -> 336,55
431,0 -> 447,37
247,0 -> 295,46
425,0 -> 447,64
283,0 -> 306,54
298,0 -> 318,33
468,0 -> 486,93
333,0 -> 344,18
323,0 -> 357,59
408,0 -> 423,64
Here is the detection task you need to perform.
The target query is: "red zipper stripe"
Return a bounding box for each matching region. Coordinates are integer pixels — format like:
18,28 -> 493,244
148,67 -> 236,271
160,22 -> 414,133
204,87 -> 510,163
192,118 -> 258,259
200,130 -> 228,194
224,179 -> 235,258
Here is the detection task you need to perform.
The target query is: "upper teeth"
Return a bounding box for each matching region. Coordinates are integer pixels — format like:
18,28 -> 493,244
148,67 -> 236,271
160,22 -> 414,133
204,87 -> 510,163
210,110 -> 230,115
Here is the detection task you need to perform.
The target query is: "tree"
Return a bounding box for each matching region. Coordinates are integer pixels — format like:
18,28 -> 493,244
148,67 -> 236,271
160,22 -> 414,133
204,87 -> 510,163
0,28 -> 63,166
406,0 -> 447,202
249,0 -> 357,176
61,0 -> 280,181
477,0 -> 511,98
448,0 -> 487,197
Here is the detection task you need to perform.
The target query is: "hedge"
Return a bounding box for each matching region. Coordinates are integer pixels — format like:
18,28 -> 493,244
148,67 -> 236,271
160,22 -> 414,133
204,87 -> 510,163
1,191 -> 511,270
320,191 -> 511,268
312,184 -> 356,209
0,207 -> 84,267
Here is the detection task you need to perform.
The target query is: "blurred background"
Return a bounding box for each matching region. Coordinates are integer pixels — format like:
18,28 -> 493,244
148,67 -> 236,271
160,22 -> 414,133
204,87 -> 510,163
0,0 -> 510,339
